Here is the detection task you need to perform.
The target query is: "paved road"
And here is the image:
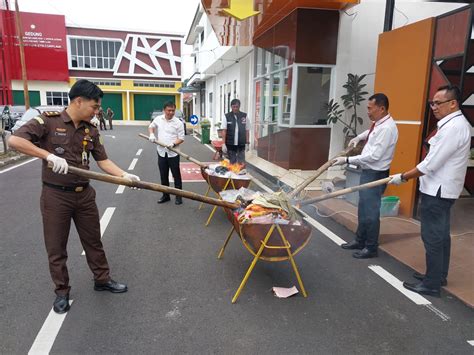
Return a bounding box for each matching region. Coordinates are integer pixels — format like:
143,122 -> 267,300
1,126 -> 473,354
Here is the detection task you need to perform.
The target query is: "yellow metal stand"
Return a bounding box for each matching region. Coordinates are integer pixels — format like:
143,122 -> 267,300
203,177 -> 236,227
217,225 -> 235,259
231,224 -> 307,303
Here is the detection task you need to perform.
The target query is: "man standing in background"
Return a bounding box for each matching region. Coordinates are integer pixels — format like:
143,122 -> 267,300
106,107 -> 114,130
222,99 -> 249,165
148,101 -> 185,205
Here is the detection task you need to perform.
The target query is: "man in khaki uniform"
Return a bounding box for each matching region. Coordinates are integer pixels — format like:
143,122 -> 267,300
9,79 -> 140,314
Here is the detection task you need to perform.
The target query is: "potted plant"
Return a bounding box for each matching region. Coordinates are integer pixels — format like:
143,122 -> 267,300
326,73 -> 369,152
326,73 -> 369,205
215,121 -> 225,139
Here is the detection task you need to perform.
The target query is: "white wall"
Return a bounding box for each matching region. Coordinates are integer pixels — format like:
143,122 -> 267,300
11,80 -> 70,105
328,0 -> 468,158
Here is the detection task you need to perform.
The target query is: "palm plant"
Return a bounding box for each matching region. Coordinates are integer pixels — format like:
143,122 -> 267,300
326,73 -> 369,137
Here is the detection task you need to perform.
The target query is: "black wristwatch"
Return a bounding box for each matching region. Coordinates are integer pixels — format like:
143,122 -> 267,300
172,143 -> 176,148
346,157 -> 350,164
401,173 -> 407,182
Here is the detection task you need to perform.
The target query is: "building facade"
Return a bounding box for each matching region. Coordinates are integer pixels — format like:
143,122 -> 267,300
0,6 -> 184,121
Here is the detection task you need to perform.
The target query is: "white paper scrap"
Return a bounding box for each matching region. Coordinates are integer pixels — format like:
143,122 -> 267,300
272,286 -> 299,298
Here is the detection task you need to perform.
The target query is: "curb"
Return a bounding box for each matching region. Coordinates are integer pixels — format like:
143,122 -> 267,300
0,153 -> 30,169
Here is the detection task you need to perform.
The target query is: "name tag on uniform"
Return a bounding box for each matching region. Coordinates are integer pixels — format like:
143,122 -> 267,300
55,147 -> 65,155
54,132 -> 67,137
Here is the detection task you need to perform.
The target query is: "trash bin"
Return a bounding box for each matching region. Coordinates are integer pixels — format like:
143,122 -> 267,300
380,196 -> 400,217
344,165 -> 362,206
201,125 -> 210,144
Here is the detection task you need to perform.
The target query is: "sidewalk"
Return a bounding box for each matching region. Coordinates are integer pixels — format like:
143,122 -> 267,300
246,151 -> 474,308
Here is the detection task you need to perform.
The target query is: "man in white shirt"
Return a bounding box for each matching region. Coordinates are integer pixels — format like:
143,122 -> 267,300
148,102 -> 185,205
390,85 -> 471,297
333,93 -> 399,259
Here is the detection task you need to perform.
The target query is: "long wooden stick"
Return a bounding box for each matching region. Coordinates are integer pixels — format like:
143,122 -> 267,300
298,176 -> 392,206
138,133 -> 208,168
289,146 -> 354,198
63,165 -> 239,209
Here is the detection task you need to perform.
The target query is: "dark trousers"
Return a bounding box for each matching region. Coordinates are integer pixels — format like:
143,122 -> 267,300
158,153 -> 182,195
356,169 -> 389,250
227,145 -> 245,164
40,185 -> 110,296
108,118 -> 113,130
419,191 -> 455,289
99,118 -> 107,130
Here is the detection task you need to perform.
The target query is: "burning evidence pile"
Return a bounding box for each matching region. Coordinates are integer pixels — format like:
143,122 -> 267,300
220,187 -> 302,225
205,159 -> 251,180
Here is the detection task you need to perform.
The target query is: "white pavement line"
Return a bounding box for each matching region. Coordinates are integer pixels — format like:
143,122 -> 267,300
249,175 -> 274,193
192,135 -> 216,152
115,185 -> 126,194
81,207 -> 116,256
368,265 -> 431,305
128,158 -> 138,171
0,157 -> 38,174
467,340 -> 474,346
136,149 -> 143,156
28,300 -> 73,355
296,208 -> 346,246
424,304 -> 451,322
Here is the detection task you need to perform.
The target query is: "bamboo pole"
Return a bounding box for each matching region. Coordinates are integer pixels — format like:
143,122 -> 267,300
289,146 -> 354,199
61,165 -> 240,209
14,0 -> 29,109
138,133 -> 208,168
298,176 -> 392,206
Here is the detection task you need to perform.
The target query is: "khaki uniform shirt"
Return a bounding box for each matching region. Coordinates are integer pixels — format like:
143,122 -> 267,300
14,110 -> 108,186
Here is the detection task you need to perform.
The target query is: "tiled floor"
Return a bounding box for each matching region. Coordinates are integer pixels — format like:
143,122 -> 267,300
246,152 -> 474,308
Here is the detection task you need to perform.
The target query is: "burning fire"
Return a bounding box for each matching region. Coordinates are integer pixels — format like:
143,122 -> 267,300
220,159 -> 245,173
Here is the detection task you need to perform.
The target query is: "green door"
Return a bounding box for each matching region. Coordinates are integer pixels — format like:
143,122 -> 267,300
12,90 -> 41,106
101,93 -> 122,120
133,94 -> 175,121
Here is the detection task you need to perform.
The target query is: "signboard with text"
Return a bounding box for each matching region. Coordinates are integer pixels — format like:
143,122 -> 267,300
2,11 -> 69,81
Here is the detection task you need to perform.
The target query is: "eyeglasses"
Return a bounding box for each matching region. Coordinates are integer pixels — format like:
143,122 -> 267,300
428,99 -> 454,108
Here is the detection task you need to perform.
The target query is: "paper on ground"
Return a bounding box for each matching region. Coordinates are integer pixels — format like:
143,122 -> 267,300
272,286 -> 299,298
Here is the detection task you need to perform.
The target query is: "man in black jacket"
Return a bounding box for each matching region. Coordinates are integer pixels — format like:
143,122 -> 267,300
222,99 -> 249,165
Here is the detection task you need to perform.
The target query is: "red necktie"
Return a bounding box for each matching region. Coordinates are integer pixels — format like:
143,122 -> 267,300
363,122 -> 376,146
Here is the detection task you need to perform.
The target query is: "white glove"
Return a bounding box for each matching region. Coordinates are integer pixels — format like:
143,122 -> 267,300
46,154 -> 68,174
149,133 -> 156,142
167,143 -> 175,150
348,136 -> 360,148
332,157 -> 347,166
222,144 -> 227,154
90,117 -> 100,127
122,172 -> 140,190
389,173 -> 406,185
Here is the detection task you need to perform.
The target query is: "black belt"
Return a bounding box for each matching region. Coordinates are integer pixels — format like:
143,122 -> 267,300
43,182 -> 89,192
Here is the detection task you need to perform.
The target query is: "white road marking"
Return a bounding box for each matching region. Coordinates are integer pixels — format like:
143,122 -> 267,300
192,135 -> 215,153
424,304 -> 450,321
368,265 -> 431,305
128,158 -> 138,171
81,207 -> 116,255
115,185 -> 126,194
104,135 -> 116,139
0,157 -> 38,174
296,208 -> 346,246
136,149 -> 143,156
467,340 -> 474,346
28,300 -> 73,354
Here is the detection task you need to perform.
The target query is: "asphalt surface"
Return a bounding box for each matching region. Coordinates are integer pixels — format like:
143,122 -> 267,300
1,125 -> 473,354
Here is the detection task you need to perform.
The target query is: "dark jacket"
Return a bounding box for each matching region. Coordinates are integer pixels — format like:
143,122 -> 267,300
225,111 -> 247,146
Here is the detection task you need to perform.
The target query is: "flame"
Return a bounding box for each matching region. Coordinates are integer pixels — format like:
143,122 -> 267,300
220,159 -> 245,173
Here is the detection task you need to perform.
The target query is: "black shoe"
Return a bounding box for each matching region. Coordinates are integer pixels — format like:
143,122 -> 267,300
94,279 -> 128,293
403,281 -> 440,297
175,196 -> 183,205
53,294 -> 70,314
352,247 -> 378,259
413,272 -> 447,286
341,240 -> 364,250
157,195 -> 171,204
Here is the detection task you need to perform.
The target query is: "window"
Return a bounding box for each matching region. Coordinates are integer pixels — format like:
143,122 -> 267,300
87,79 -> 121,87
46,92 -> 68,106
209,92 -> 213,119
254,47 -> 331,127
69,37 -> 122,70
133,81 -> 175,88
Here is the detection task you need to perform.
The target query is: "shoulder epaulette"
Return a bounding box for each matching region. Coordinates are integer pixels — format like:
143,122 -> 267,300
43,111 -> 61,117
34,116 -> 44,124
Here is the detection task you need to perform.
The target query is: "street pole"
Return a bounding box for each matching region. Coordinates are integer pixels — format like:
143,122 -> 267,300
14,0 -> 29,109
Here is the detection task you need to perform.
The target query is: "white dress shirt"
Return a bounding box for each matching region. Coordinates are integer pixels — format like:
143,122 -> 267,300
149,115 -> 185,158
348,114 -> 398,171
417,110 -> 470,199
